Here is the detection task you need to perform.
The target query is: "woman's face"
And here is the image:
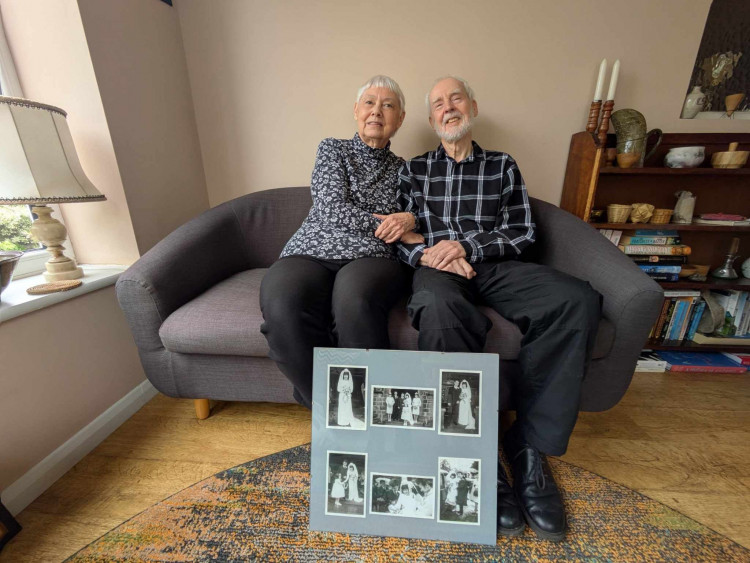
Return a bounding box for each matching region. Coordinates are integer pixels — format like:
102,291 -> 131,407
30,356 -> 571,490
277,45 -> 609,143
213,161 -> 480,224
354,86 -> 405,149
461,381 -> 468,389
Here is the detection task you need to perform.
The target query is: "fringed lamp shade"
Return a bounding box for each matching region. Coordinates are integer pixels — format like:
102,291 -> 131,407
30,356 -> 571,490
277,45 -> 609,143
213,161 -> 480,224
0,96 -> 106,281
0,96 -> 105,204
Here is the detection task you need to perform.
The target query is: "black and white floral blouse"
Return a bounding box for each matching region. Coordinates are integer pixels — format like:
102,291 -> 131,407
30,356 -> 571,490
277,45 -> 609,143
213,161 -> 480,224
280,133 -> 405,260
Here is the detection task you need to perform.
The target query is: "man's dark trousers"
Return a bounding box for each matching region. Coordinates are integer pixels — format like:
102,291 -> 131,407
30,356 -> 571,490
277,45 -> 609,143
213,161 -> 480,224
407,260 -> 601,456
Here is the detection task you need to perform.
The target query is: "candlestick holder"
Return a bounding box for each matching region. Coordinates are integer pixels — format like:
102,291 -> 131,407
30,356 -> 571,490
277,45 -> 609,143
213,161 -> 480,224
711,237 -> 740,279
586,100 -> 602,134
597,100 -> 615,147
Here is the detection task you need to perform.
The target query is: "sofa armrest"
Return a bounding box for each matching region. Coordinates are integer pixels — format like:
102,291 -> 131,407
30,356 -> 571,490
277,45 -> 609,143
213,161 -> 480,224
528,198 -> 664,324
116,200 -> 253,327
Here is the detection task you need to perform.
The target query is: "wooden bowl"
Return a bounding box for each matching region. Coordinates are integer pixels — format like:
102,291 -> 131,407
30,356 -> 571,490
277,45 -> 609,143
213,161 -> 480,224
711,142 -> 749,168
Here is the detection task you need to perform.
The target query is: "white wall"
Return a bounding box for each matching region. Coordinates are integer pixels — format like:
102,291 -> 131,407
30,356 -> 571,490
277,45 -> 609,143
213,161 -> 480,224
175,0 -> 749,208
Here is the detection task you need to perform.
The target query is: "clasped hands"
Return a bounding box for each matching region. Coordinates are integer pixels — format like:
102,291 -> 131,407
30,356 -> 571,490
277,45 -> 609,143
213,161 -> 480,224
373,212 -> 475,279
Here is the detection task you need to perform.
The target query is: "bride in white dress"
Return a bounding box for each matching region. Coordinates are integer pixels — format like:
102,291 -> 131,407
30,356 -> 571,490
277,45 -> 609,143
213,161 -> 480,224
337,369 -> 354,426
457,380 -> 475,430
346,462 -> 362,502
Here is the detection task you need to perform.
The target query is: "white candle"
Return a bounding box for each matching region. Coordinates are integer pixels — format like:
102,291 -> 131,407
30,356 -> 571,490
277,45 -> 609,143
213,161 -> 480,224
594,58 -> 607,101
607,59 -> 620,101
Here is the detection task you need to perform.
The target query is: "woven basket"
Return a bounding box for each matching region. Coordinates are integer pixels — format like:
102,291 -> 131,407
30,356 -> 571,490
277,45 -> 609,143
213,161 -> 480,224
650,209 -> 673,224
607,204 -> 631,223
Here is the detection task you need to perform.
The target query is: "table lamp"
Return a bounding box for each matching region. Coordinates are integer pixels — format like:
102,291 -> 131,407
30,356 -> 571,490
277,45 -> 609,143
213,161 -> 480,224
0,96 -> 105,281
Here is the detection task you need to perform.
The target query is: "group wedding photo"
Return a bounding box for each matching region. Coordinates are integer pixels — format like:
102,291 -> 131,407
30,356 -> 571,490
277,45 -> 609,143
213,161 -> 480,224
326,365 -> 367,429
370,386 -> 435,429
437,457 -> 481,525
439,371 -> 481,436
369,474 -> 435,519
325,452 -> 368,517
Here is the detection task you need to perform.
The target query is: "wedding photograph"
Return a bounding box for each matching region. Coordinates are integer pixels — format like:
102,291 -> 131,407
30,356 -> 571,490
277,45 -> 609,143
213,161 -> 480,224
369,474 -> 435,519
325,451 -> 367,518
369,386 -> 435,430
438,370 -> 481,437
437,457 -> 481,525
326,365 -> 367,430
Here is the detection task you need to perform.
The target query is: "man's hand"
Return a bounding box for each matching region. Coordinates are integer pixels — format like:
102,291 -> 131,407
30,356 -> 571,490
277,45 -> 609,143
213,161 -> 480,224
422,240 -> 466,270
400,231 -> 425,244
374,212 -> 415,243
442,257 -> 476,279
418,254 -> 475,279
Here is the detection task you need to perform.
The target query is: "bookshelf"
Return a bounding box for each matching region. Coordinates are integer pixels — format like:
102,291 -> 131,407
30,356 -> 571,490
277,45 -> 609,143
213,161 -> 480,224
560,132 -> 750,353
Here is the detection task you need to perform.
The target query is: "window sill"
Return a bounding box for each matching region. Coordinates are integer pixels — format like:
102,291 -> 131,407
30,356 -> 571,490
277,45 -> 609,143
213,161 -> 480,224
0,265 -> 126,323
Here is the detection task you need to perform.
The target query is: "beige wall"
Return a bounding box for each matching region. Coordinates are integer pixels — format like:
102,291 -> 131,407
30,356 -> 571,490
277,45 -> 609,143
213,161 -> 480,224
176,0 -> 749,207
1,0 -> 140,265
0,288 -> 145,491
77,0 -> 209,254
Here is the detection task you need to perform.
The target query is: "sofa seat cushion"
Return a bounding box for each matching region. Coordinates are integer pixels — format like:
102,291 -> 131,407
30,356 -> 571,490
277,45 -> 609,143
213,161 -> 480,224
160,268 -> 614,360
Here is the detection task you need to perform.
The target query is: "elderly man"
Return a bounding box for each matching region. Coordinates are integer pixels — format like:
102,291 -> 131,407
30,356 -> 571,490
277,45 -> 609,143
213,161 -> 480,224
396,77 -> 601,541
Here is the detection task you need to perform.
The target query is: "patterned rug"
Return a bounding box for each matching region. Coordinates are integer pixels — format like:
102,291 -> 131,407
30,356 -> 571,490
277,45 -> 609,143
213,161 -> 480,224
66,444 -> 748,562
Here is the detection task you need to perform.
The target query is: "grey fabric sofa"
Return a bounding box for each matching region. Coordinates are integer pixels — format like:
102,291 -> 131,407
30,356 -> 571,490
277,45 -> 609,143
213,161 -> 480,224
116,186 -> 664,418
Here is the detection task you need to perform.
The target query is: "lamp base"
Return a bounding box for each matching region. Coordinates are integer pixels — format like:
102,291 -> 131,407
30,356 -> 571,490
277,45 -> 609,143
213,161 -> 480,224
30,205 -> 84,282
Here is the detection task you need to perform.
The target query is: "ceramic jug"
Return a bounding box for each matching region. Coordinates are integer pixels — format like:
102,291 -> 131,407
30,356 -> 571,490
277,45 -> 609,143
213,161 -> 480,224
610,108 -> 663,167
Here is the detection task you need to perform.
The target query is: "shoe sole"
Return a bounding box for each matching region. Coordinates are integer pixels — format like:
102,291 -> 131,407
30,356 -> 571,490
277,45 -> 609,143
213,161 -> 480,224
498,522 -> 526,537
519,503 -> 566,542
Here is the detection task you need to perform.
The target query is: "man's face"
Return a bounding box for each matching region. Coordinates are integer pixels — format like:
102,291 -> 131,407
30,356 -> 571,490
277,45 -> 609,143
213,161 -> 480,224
428,78 -> 478,143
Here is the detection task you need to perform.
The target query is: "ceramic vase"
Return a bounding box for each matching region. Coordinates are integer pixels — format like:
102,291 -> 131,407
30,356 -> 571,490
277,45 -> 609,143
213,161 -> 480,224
681,86 -> 706,119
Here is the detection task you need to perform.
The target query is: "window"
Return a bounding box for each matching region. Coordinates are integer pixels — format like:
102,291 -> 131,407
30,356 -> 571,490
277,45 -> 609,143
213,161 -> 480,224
0,8 -> 74,278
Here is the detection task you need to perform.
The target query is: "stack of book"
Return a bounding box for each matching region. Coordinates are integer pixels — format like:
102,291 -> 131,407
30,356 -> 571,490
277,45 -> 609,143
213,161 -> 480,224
656,351 -> 748,373
721,351 -> 750,367
649,290 -> 705,344
614,230 -> 690,281
635,350 -> 667,372
689,289 -> 750,345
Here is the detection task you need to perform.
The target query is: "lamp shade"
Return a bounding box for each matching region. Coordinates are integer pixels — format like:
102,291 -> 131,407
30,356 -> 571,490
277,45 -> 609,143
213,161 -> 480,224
0,96 -> 105,205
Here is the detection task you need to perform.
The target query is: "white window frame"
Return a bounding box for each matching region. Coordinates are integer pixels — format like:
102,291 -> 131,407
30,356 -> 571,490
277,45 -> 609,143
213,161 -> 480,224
0,6 -> 77,278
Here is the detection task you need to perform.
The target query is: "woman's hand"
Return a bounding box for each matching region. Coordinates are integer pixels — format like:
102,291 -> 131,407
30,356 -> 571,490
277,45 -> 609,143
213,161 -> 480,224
373,212 -> 415,243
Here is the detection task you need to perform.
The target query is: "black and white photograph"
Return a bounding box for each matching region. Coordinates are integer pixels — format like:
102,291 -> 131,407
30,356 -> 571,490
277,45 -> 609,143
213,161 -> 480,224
370,386 -> 435,429
437,457 -> 480,525
325,451 -> 367,517
439,370 -> 481,436
369,474 -> 435,519
326,365 -> 367,430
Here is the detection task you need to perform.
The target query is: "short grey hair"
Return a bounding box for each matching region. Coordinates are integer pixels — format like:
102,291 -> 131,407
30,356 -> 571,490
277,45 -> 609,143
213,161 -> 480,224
425,76 -> 476,114
356,75 -> 405,111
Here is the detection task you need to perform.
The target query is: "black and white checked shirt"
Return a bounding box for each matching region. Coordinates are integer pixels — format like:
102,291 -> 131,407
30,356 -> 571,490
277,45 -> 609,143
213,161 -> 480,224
396,141 -> 536,267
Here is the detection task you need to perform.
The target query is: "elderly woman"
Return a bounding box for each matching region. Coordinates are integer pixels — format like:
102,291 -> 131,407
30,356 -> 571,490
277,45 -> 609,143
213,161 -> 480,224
260,75 -> 417,409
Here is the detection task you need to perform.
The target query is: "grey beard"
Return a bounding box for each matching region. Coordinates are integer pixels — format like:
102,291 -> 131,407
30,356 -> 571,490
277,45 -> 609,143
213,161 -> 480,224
435,116 -> 473,142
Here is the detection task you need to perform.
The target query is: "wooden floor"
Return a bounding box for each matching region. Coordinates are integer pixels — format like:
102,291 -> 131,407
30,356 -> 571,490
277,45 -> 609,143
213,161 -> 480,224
2,371 -> 749,561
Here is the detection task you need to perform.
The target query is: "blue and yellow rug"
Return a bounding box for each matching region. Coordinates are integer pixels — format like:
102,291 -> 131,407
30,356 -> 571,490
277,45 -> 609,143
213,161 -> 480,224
66,444 -> 748,562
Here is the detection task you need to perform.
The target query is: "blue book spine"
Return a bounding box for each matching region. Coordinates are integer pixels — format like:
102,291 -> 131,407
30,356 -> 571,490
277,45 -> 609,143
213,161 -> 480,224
666,300 -> 688,341
638,264 -> 682,274
686,301 -> 706,341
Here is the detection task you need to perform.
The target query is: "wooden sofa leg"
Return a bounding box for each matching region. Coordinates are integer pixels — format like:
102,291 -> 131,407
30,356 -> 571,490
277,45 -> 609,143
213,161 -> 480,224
194,399 -> 210,420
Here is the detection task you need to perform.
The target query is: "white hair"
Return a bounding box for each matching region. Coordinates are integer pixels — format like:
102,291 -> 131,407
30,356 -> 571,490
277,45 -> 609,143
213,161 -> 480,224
425,76 -> 476,114
356,75 -> 405,111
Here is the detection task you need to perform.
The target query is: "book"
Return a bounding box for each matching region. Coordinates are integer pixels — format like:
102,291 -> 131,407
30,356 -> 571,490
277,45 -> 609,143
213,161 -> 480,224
636,350 -> 667,371
685,300 -> 706,341
633,229 -> 678,236
637,264 -> 682,274
628,255 -> 687,265
690,332 -> 750,345
651,298 -> 673,340
656,351 -> 748,373
618,244 -> 691,255
664,298 -> 690,341
692,218 -> 750,226
610,230 -> 622,245
620,235 -> 681,245
721,351 -> 750,366
644,272 -> 680,282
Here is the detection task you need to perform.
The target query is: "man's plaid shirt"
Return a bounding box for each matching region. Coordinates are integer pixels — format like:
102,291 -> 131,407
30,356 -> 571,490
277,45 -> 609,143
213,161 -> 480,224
396,141 -> 536,267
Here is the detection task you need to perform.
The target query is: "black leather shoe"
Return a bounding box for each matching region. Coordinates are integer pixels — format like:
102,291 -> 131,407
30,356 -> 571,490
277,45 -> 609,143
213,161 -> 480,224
506,445 -> 566,541
497,463 -> 525,536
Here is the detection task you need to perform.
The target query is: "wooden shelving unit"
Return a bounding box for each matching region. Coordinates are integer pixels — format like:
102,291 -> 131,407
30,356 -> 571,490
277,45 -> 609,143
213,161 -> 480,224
561,131 -> 750,353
